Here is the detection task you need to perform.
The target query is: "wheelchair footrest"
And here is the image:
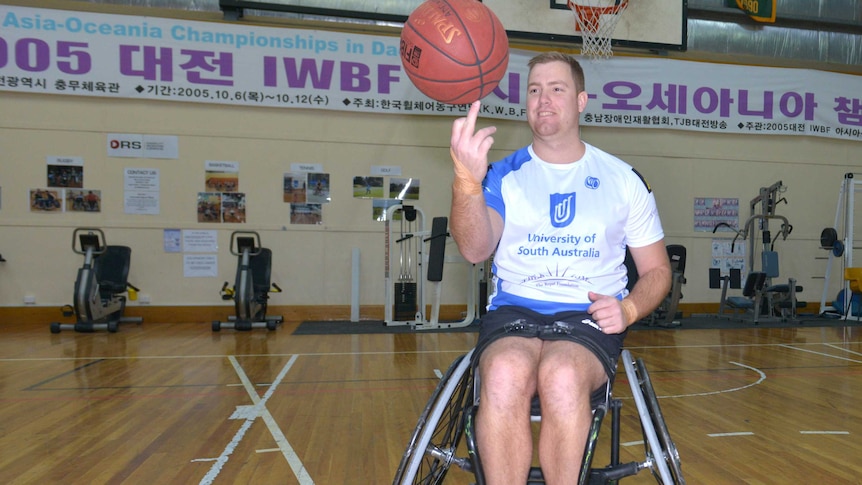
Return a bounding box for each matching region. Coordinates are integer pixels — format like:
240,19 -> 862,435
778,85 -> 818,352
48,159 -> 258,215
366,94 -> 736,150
589,461 -> 643,483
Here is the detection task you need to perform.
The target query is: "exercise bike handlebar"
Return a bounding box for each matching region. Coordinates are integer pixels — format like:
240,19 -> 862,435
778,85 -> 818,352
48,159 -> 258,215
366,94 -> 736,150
72,227 -> 107,255
229,230 -> 262,257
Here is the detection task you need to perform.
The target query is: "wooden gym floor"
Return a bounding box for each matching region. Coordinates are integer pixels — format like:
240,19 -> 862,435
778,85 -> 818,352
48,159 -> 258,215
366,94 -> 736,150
1,320 -> 861,484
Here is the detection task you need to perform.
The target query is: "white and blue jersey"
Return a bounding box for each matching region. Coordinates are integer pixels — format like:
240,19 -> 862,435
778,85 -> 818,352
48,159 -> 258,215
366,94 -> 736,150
483,143 -> 664,314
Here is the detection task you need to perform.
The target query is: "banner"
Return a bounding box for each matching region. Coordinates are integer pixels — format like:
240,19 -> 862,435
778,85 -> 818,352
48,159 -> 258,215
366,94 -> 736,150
1,5 -> 861,142
735,0 -> 777,23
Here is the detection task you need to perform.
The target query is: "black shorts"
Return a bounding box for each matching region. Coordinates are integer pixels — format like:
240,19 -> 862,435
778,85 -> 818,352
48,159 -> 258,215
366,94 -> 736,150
474,305 -> 626,382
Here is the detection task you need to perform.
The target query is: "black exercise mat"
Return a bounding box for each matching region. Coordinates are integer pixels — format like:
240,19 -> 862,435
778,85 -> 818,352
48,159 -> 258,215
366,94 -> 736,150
294,314 -> 860,335
293,320 -> 480,335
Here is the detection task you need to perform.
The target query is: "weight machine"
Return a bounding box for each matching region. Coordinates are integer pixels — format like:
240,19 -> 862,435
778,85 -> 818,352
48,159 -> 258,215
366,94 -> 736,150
50,228 -> 143,333
212,231 -> 283,331
818,173 -> 862,319
711,181 -> 804,322
384,203 -> 481,329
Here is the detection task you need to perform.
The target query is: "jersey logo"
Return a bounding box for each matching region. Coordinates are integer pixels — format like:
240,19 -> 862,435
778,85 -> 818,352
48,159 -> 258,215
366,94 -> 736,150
585,176 -> 600,190
550,192 -> 576,228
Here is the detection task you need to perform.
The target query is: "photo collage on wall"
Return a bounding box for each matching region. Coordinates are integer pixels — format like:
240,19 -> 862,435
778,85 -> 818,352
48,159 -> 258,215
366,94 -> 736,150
198,161 -> 246,223
353,176 -> 421,222
283,171 -> 328,225
31,157 -> 102,213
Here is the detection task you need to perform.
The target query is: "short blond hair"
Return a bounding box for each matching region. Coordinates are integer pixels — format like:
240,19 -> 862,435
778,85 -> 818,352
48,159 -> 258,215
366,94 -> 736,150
527,51 -> 586,93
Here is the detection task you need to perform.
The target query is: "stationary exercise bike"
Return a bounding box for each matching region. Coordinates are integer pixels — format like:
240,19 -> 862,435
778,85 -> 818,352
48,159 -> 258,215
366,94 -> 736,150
212,231 -> 283,331
50,228 -> 143,333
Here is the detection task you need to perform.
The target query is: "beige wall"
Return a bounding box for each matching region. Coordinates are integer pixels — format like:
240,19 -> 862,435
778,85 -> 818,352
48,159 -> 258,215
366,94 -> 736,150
0,5 -> 860,314
2,89 -> 859,312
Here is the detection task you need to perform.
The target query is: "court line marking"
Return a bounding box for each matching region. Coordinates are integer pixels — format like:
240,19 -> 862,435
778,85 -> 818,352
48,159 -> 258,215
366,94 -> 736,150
779,344 -> 862,364
3,339 -> 862,362
824,343 -> 862,357
800,431 -> 850,435
656,361 -> 766,399
198,355 -> 314,485
708,432 -> 755,437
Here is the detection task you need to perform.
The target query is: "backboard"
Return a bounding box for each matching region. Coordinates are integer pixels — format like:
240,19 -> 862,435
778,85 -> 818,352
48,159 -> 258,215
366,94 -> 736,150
217,0 -> 686,52
481,0 -> 687,51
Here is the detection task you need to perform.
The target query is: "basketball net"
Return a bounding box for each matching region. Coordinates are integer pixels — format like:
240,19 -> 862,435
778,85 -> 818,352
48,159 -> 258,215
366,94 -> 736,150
568,0 -> 629,60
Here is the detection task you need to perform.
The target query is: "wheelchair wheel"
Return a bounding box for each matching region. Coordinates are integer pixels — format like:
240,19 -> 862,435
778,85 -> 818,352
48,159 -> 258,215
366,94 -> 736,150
636,355 -> 685,484
621,350 -> 685,485
393,349 -> 474,485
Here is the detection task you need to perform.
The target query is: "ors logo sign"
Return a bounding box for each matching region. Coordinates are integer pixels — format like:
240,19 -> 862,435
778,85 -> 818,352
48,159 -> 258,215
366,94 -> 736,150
107,134 -> 144,158
110,139 -> 142,150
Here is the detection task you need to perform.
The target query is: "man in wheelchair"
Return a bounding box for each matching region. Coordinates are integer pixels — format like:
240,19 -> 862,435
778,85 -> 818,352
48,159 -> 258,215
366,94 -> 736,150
447,52 -> 672,484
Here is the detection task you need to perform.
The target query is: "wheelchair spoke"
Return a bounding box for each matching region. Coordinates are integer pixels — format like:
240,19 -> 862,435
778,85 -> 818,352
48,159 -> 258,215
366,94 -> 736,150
394,350 -> 474,485
622,350 -> 682,485
636,356 -> 686,485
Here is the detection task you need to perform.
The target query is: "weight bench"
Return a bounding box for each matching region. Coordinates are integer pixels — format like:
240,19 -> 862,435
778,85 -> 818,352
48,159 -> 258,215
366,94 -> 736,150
760,251 -> 806,320
711,268 -> 768,324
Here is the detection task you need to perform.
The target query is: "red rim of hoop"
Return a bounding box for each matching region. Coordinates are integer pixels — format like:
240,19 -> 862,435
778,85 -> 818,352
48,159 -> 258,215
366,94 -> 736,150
567,0 -> 629,33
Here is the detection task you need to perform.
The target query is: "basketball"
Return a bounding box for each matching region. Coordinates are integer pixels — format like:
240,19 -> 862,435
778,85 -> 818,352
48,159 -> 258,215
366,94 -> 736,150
400,0 -> 509,105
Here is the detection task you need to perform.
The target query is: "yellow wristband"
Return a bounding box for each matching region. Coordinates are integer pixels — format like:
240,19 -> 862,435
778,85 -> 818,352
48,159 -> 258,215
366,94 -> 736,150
620,299 -> 638,325
450,148 -> 482,196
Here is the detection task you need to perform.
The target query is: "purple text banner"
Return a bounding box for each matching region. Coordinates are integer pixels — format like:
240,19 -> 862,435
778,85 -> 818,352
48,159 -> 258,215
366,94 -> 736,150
1,6 -> 860,142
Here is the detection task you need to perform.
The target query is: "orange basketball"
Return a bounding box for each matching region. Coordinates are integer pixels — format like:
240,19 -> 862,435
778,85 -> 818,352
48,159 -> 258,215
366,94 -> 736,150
400,0 -> 509,105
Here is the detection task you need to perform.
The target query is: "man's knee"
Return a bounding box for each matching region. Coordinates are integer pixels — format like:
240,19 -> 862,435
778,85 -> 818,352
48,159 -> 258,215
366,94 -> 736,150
479,339 -> 540,404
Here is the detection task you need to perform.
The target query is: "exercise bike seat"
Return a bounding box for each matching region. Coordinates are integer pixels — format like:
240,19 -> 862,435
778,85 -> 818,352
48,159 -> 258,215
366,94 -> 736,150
94,245 -> 132,298
245,247 -> 273,297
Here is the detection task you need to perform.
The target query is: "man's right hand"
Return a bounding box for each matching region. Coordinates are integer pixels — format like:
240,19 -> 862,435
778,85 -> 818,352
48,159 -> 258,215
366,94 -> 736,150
450,101 -> 497,194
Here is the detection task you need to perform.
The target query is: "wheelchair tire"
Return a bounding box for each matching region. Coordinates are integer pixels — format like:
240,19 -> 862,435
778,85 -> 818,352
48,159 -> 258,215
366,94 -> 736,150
621,350 -> 681,485
393,349 -> 474,485
635,356 -> 685,485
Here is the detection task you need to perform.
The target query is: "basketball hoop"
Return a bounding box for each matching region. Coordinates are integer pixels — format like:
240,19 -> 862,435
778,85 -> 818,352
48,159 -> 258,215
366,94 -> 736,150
568,0 -> 629,60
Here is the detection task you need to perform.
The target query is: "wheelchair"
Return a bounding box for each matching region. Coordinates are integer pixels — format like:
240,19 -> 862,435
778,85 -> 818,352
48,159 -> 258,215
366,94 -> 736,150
50,228 -> 143,333
212,231 -> 283,331
393,347 -> 685,485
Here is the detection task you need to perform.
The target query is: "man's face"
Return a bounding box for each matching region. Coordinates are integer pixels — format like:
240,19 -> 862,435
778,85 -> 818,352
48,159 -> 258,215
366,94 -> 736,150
526,61 -> 587,140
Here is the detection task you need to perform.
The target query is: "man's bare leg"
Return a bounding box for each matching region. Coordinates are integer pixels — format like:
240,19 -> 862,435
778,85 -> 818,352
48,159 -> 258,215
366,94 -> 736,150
475,337 -> 543,485
536,341 -> 608,485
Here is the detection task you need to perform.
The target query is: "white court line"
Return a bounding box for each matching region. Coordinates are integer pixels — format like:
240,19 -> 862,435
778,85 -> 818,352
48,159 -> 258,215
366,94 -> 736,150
824,343 -> 862,357
800,431 -> 850,435
779,344 -> 862,364
708,432 -> 755,437
198,355 -> 314,485
657,361 -> 766,399
5,340 -> 862,363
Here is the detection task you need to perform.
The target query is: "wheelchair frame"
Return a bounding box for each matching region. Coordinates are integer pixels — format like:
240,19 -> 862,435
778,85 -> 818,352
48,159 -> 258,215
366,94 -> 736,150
393,349 -> 685,485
